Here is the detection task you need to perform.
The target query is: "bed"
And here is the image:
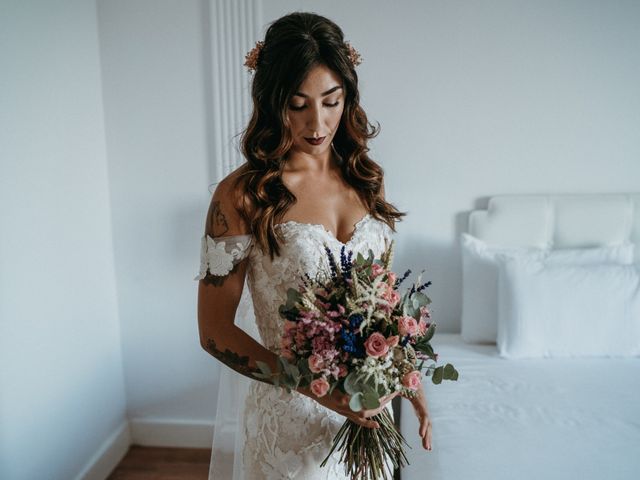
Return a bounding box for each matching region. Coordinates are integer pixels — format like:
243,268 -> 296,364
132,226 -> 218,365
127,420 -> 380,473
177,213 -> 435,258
399,194 -> 640,480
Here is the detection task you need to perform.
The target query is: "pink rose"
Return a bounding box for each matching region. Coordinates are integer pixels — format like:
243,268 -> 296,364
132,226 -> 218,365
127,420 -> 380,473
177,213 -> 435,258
280,335 -> 293,349
417,319 -> 428,335
310,377 -> 330,397
281,347 -> 295,361
387,271 -> 397,285
402,370 -> 422,391
308,354 -> 325,373
337,364 -> 348,378
295,331 -> 306,347
371,263 -> 385,277
389,289 -> 401,307
398,316 -> 419,337
364,332 -> 390,358
283,320 -> 297,334
420,305 -> 431,320
386,335 -> 399,348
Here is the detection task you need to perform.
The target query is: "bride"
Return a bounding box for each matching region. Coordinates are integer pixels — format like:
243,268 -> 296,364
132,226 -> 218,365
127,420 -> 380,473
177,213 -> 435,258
196,11 -> 432,479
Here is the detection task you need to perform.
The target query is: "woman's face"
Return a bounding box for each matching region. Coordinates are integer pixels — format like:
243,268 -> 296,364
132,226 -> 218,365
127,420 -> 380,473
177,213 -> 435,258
286,64 -> 345,158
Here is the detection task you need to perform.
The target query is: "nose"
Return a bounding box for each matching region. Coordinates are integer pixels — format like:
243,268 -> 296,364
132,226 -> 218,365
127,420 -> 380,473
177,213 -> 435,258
306,103 -> 324,134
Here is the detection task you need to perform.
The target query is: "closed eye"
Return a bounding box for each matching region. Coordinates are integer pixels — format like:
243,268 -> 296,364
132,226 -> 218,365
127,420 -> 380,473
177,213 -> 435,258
289,101 -> 340,111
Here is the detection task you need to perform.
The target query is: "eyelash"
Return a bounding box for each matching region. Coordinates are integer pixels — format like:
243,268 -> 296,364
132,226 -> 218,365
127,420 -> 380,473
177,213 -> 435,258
289,102 -> 340,111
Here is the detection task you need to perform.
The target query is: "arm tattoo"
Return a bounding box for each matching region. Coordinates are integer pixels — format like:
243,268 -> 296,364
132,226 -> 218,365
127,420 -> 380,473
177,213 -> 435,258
207,200 -> 229,236
203,337 -> 272,386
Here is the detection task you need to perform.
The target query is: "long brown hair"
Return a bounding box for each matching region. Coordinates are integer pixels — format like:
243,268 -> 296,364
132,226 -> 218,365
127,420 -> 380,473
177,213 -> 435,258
230,12 -> 406,260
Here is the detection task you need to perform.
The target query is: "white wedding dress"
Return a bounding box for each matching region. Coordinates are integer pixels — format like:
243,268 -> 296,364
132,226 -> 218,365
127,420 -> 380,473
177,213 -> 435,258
203,213 -> 396,480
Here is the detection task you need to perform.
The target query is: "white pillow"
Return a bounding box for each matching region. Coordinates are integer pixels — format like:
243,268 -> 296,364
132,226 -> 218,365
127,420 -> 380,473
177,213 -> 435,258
461,233 -> 635,344
496,257 -> 640,358
461,233 -> 548,344
544,243 -> 635,265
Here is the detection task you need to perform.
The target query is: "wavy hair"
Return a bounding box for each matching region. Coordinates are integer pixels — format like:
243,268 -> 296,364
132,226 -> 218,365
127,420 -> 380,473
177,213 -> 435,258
229,11 -> 406,260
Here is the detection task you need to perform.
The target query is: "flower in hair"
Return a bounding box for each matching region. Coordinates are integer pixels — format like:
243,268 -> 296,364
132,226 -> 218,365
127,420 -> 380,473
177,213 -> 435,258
244,40 -> 264,73
243,39 -> 363,72
345,41 -> 362,67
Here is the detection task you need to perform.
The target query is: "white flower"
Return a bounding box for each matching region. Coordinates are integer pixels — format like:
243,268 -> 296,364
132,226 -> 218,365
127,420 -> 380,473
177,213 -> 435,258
205,237 -> 235,275
194,233 -> 255,280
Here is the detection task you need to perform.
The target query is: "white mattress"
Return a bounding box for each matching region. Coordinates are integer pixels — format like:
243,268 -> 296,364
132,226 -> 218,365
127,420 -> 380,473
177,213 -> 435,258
400,333 -> 640,480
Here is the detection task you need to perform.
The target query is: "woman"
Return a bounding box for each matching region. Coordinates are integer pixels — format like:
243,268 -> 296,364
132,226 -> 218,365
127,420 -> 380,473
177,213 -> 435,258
196,11 -> 432,479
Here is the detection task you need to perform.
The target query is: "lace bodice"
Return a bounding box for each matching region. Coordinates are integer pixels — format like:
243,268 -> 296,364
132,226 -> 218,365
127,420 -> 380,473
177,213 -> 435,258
245,213 -> 393,352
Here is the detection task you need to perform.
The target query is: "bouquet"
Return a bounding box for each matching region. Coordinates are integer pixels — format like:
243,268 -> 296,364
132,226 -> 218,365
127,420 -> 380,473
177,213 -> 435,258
254,239 -> 459,480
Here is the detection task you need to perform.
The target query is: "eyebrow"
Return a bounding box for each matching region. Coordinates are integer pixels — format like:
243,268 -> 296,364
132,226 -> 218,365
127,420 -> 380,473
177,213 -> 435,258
293,85 -> 343,98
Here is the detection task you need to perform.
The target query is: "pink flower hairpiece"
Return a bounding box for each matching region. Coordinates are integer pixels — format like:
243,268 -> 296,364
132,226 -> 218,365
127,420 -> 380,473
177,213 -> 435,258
243,39 -> 363,73
243,40 -> 264,73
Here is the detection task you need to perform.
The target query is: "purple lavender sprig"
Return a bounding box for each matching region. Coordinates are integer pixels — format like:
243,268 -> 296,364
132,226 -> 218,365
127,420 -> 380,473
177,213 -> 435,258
324,245 -> 338,280
394,269 -> 412,290
339,246 -> 354,281
409,279 -> 432,296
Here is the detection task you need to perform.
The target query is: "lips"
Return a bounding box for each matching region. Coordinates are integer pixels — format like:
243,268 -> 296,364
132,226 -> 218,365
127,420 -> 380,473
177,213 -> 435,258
305,136 -> 326,145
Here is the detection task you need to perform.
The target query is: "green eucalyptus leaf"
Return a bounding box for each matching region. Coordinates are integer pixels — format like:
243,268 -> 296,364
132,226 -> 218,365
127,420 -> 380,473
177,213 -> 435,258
362,389 -> 380,410
298,359 -> 310,376
443,363 -> 459,381
277,357 -> 289,375
255,361 -> 271,376
344,372 -> 361,395
413,291 -> 430,306
432,366 -> 443,384
424,323 -> 436,342
349,392 -> 364,412
328,381 -> 339,395
285,287 -> 302,308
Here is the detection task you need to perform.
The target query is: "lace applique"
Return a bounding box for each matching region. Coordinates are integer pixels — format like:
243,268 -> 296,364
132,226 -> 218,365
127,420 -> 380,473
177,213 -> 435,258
194,233 -> 253,280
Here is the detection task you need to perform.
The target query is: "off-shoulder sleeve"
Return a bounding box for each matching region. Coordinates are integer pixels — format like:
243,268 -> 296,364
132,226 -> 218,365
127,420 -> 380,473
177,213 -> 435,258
194,233 -> 253,280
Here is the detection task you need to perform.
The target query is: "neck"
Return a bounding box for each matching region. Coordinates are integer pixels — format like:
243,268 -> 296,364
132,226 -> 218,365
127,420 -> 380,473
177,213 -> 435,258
283,146 -> 339,174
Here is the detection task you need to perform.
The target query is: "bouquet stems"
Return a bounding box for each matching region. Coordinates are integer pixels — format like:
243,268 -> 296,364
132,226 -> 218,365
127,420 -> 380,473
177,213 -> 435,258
320,408 -> 411,480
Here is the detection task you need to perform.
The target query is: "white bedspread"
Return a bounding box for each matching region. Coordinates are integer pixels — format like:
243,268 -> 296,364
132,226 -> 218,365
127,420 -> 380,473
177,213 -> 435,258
401,334 -> 640,480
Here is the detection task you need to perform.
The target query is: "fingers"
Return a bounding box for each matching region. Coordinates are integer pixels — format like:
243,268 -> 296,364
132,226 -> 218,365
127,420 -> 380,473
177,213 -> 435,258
350,408 -> 381,429
381,391 -> 400,404
419,416 -> 427,437
419,415 -> 432,450
353,415 -> 380,429
360,392 -> 399,418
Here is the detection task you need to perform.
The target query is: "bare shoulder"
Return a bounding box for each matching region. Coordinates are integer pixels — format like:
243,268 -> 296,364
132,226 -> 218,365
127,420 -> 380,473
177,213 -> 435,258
205,166 -> 251,238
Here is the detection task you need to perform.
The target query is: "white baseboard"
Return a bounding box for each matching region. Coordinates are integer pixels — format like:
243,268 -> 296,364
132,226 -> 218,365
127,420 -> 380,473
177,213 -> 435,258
129,418 -> 214,448
74,421 -> 131,480
74,419 -> 214,480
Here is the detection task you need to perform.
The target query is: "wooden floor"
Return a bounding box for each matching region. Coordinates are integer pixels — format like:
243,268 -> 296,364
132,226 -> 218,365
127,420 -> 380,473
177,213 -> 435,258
106,446 -> 211,480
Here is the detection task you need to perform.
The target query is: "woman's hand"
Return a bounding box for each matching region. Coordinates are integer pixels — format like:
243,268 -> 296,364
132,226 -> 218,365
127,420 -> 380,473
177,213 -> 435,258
401,386 -> 432,450
297,385 -> 399,429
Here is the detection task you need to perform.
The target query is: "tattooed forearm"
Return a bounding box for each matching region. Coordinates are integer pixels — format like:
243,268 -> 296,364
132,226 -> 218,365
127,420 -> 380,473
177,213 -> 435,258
207,200 -> 229,236
203,337 -> 272,385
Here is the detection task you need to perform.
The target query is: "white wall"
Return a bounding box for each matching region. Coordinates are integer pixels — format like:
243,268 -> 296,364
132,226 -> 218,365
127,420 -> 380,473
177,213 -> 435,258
96,0 -> 220,427
0,1 -> 128,479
